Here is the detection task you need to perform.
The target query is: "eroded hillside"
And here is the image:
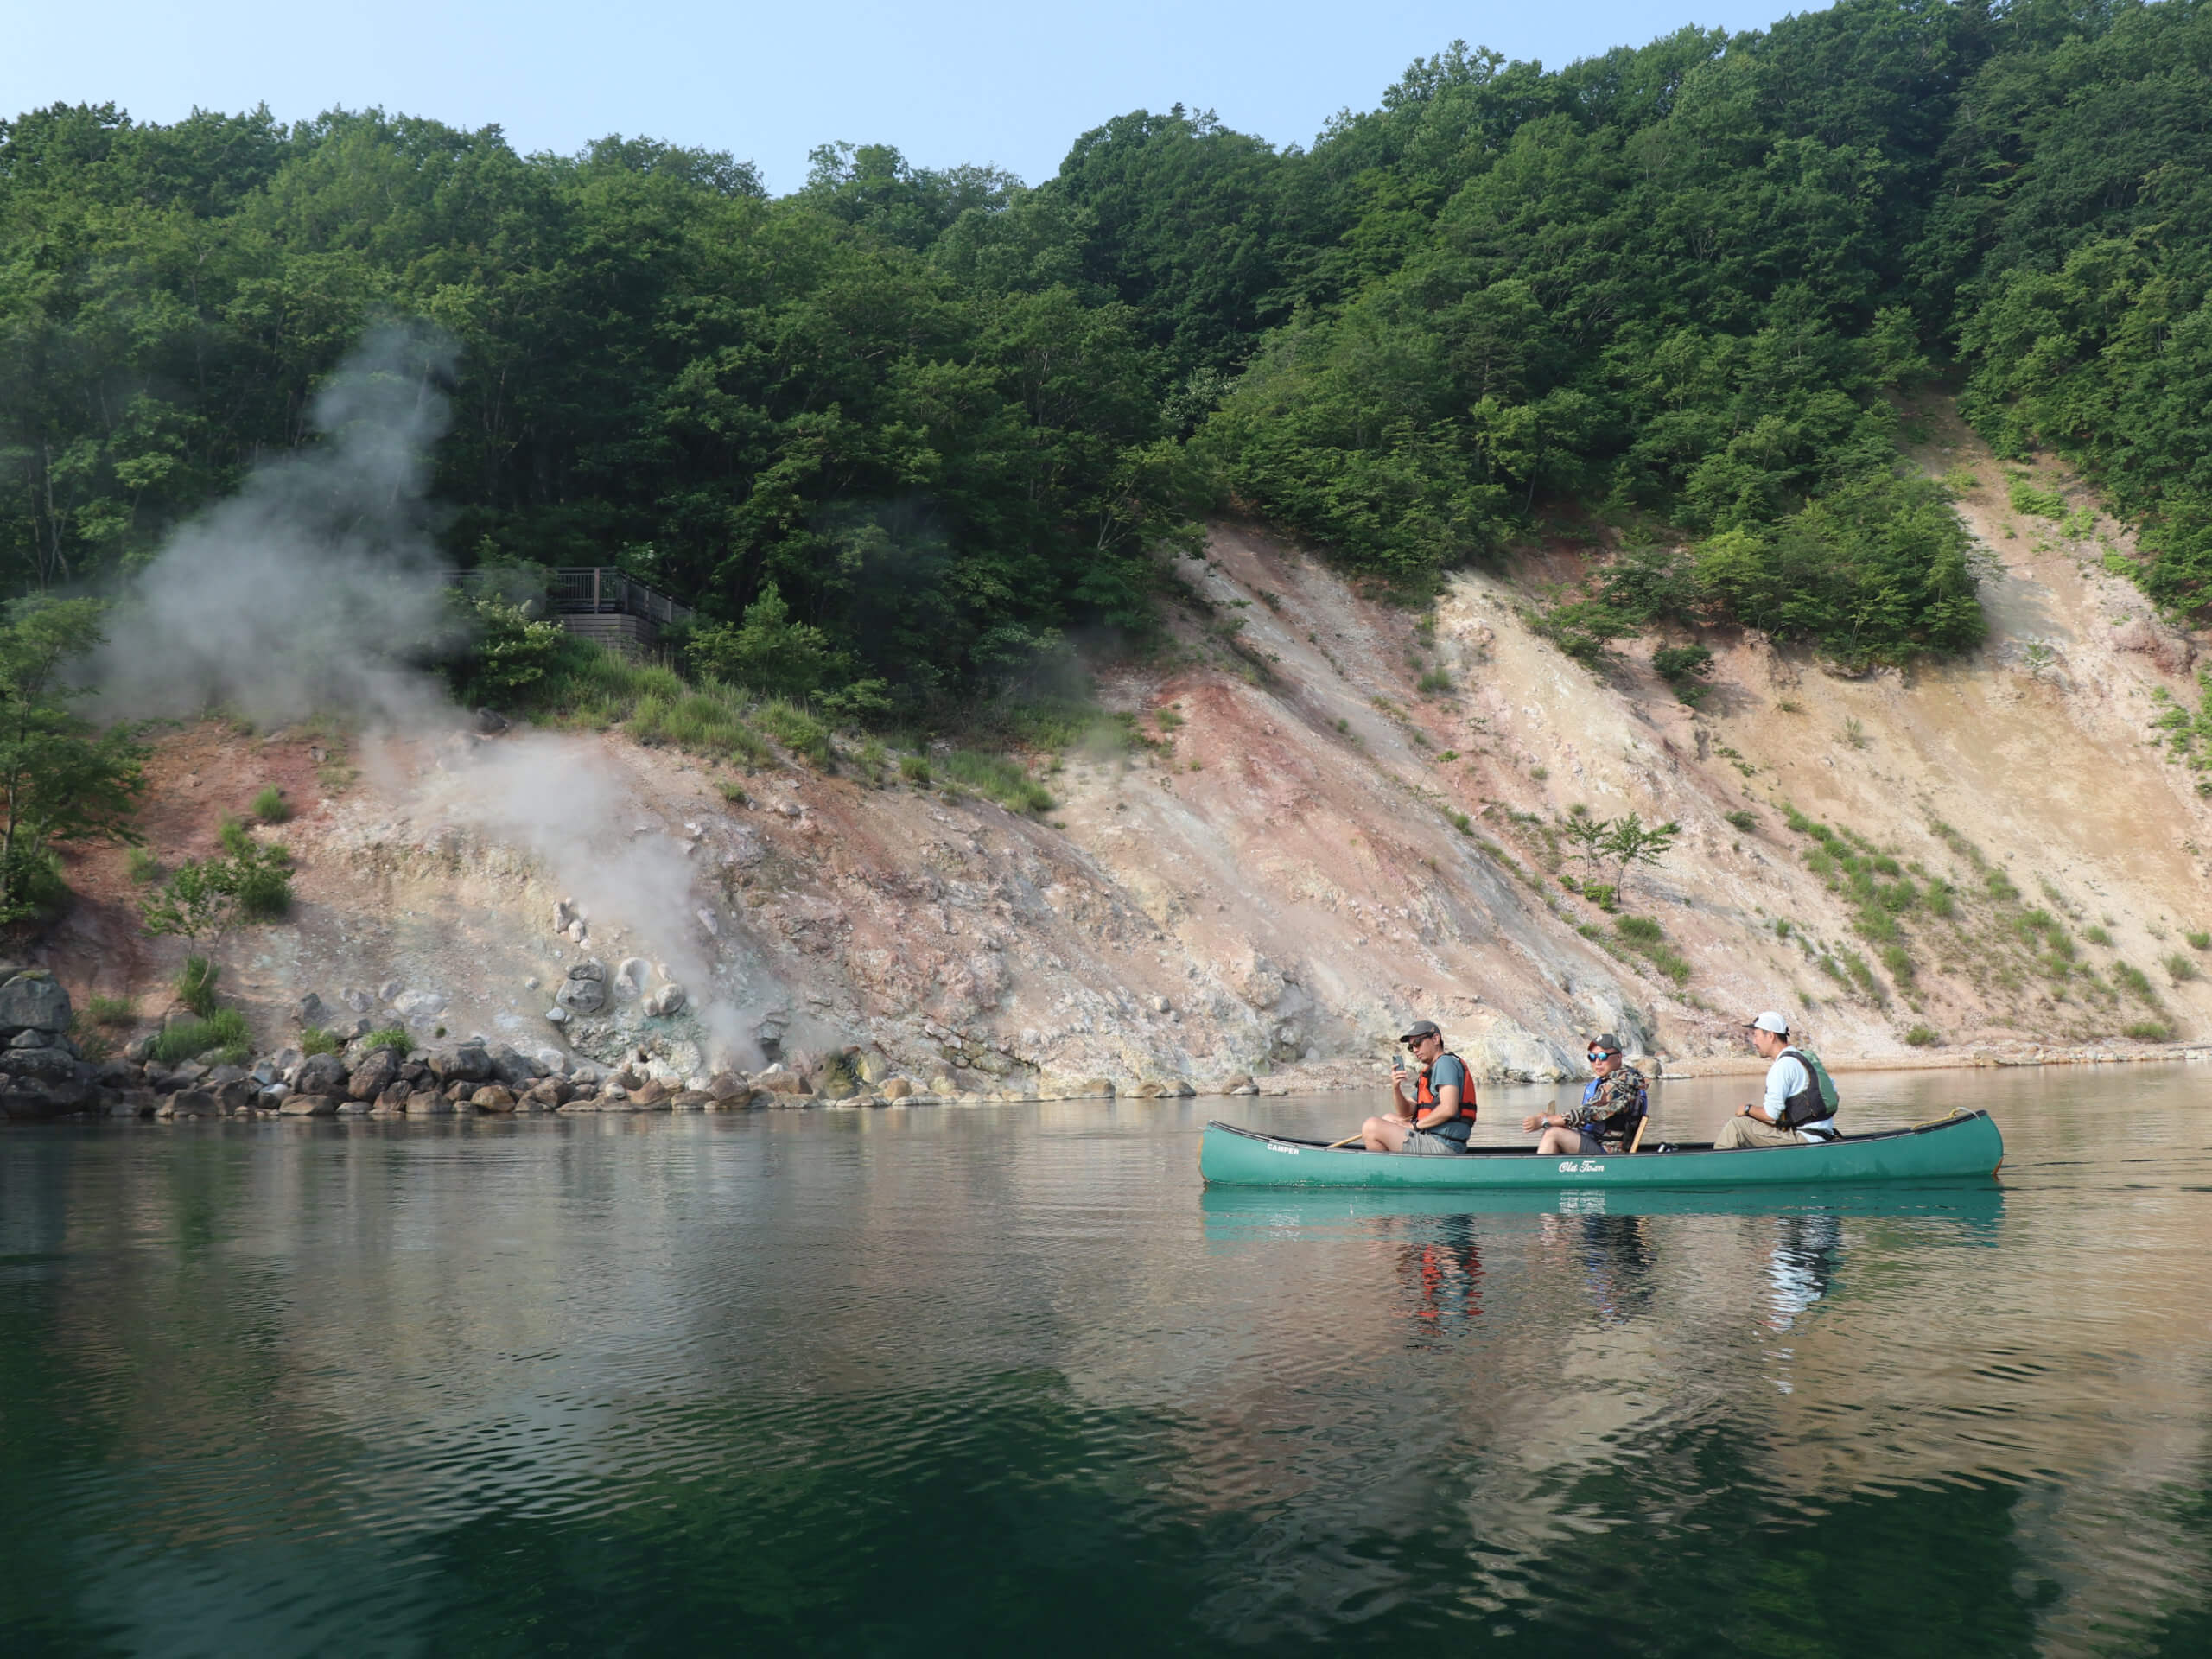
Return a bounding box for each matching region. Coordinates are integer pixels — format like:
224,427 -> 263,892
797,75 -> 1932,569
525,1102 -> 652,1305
41,416 -> 2212,1093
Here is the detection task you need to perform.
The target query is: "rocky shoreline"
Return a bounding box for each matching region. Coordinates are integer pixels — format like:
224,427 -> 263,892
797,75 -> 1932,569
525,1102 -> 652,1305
9,956 -> 2207,1125
0,967 -> 1271,1124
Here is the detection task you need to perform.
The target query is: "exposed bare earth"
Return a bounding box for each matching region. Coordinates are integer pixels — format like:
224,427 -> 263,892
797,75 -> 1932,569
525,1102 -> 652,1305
41,410 -> 2212,1093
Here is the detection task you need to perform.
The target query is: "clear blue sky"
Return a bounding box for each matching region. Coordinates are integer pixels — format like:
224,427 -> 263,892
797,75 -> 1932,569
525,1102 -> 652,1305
10,1 -> 1799,193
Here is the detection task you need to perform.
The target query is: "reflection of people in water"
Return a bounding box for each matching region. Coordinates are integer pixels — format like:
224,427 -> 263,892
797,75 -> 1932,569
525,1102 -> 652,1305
1765,1212 -> 1843,1331
1395,1215 -> 1484,1331
1540,1208 -> 1657,1324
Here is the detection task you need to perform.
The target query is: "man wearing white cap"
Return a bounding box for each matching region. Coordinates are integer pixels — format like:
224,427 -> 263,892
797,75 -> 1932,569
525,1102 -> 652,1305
1714,1011 -> 1840,1148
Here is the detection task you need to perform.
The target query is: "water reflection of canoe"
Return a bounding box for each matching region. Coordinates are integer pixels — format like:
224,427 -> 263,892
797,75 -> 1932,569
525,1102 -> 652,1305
1198,1109 -> 2005,1190
1198,1182 -> 2006,1227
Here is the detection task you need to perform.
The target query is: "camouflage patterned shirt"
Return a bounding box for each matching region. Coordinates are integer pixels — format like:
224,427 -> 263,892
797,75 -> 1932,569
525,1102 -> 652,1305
1562,1065 -> 1648,1138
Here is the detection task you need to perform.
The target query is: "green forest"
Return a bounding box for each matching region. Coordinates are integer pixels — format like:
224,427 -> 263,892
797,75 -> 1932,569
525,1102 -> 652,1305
4,0 -> 2210,714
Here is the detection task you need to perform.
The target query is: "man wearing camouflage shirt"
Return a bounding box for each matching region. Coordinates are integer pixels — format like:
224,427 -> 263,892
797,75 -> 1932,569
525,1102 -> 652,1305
1522,1033 -> 1648,1155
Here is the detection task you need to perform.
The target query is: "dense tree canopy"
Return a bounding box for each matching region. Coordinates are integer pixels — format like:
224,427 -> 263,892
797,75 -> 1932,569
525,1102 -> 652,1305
3,0 -> 2207,709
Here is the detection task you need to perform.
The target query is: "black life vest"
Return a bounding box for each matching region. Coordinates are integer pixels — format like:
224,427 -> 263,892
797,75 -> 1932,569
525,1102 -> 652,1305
1414,1053 -> 1475,1141
1775,1047 -> 1834,1131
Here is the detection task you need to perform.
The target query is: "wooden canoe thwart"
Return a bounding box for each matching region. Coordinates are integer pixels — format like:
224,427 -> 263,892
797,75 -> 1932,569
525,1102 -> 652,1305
1198,1109 -> 2005,1189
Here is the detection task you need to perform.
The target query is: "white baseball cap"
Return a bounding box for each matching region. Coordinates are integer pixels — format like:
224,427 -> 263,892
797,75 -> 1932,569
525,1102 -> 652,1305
1743,1011 -> 1790,1035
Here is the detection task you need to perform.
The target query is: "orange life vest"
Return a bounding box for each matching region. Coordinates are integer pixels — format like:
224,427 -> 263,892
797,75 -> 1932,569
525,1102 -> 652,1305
1414,1053 -> 1475,1129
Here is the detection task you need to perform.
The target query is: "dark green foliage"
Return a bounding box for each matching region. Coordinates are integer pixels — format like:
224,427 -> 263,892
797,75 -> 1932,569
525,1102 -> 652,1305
1941,0 -> 2212,620
688,584 -> 845,701
221,836 -> 292,922
1693,474 -> 1984,662
364,1027 -> 412,1053
1180,3 -> 1992,660
299,1027 -> 343,1057
1725,809 -> 1759,832
1052,108 -> 1314,385
142,865 -> 233,950
140,836 -> 291,940
1653,644 -> 1715,703
454,596 -> 569,710
0,598 -> 145,921
0,110 -> 1193,715
10,0 -> 2209,700
175,954 -> 219,1019
251,785 -> 289,823
147,1007 -> 250,1065
1902,1023 -> 1939,1046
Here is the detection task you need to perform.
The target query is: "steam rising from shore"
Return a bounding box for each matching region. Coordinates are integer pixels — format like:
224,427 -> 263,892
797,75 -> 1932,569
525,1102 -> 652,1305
99,327 -> 760,1071
91,325 -> 456,728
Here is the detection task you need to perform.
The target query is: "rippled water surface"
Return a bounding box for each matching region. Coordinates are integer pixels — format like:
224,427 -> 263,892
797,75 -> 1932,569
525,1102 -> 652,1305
3,1065 -> 2210,1656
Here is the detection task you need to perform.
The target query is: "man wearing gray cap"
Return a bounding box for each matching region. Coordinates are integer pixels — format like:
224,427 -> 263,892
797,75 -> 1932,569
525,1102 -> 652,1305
1715,1011 -> 1840,1147
1359,1020 -> 1476,1153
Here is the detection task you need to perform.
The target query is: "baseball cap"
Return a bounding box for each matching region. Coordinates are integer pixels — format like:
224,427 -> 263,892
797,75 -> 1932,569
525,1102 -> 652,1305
1743,1011 -> 1790,1035
1399,1020 -> 1442,1042
1588,1033 -> 1624,1055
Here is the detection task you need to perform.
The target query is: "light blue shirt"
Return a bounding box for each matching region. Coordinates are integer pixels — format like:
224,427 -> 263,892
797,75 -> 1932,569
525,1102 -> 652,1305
1764,1053 -> 1835,1139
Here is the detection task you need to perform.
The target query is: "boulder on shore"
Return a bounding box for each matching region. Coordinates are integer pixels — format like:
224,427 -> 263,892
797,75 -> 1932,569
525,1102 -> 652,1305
428,1045 -> 493,1084
0,970 -> 72,1035
293,1053 -> 347,1096
556,961 -> 608,1015
347,1046 -> 401,1101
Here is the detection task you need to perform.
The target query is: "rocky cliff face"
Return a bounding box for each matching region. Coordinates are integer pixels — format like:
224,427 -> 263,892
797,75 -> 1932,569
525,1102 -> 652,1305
33,414 -> 2212,1103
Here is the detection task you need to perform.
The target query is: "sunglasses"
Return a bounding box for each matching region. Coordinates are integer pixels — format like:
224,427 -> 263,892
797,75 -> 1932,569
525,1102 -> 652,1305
1587,1050 -> 1618,1061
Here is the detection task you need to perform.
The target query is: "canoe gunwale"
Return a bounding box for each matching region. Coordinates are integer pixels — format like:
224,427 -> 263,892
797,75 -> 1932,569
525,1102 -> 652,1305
1205,1109 -> 1990,1157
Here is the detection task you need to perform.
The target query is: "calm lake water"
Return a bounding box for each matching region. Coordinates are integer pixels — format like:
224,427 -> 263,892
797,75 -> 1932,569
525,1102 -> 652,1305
3,1065 -> 2209,1656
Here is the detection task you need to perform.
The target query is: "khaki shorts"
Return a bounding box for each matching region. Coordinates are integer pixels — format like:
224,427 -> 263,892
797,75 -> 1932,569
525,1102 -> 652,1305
1402,1128 -> 1469,1155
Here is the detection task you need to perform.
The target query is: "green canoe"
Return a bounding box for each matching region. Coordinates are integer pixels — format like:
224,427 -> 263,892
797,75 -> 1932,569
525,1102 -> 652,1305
1198,1109 -> 2004,1190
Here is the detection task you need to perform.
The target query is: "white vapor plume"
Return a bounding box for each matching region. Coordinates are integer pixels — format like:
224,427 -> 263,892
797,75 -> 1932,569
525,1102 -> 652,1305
385,732 -> 763,1071
98,324 -> 766,1071
90,323 -> 457,728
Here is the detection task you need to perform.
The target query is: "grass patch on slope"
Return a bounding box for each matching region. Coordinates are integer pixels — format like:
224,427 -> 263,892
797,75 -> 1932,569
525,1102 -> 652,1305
936,751 -> 1055,815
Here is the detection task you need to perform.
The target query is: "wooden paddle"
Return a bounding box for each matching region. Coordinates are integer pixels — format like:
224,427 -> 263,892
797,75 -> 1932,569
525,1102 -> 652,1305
1318,1057 -> 1424,1150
